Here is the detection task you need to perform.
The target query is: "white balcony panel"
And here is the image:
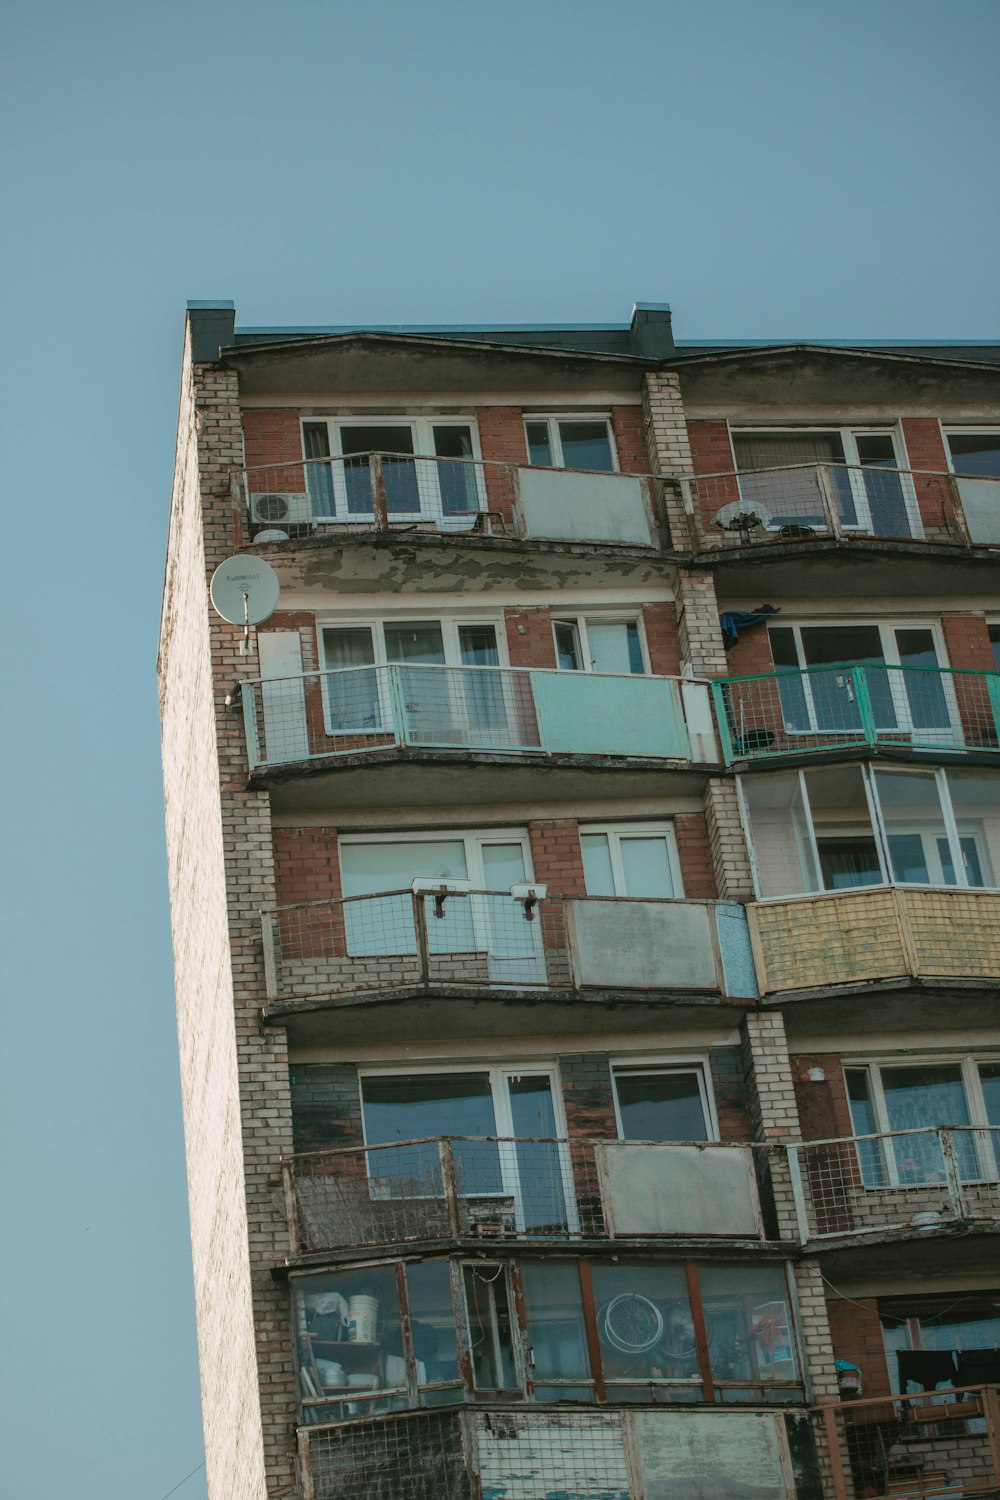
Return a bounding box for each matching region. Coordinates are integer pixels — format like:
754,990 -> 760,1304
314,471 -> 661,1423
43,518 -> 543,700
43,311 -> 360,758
519,467 -> 653,544
597,1143 -> 760,1237
569,899 -> 716,989
957,477 -> 1000,543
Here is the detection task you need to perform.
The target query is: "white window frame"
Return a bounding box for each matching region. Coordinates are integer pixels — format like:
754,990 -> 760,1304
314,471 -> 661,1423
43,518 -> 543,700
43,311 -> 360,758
339,826 -> 535,889
729,423 -> 922,538
940,426 -> 1000,477
843,1055 -> 1000,1185
301,415 -> 485,524
524,414 -> 619,472
738,764 -> 1000,900
767,618 -> 957,740
578,822 -> 684,898
610,1056 -> 719,1142
318,613 -> 510,736
551,613 -> 649,675
358,1059 -> 578,1233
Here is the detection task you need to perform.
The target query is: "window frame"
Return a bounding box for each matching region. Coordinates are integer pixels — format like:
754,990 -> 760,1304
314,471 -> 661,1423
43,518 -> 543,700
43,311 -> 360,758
578,821 -> 684,898
301,414 -> 486,524
940,426 -> 1000,479
843,1055 -> 1000,1185
610,1057 -> 719,1143
523,414 -> 619,472
728,422 -> 922,537
551,612 -> 650,676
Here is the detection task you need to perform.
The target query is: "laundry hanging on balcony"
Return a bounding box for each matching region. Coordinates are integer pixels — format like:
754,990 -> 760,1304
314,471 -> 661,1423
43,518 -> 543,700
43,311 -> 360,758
719,605 -> 779,652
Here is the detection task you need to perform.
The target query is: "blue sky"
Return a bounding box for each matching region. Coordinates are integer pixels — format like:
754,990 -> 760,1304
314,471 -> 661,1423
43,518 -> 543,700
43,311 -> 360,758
1,2 -> 997,1496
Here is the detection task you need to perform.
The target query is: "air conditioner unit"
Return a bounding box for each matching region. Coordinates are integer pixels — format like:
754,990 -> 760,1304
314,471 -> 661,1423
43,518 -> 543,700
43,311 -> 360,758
250,491 -> 313,525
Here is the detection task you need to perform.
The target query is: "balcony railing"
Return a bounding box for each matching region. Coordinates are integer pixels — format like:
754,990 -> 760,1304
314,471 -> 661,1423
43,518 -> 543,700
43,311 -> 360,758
747,886 -> 1000,994
261,890 -> 758,1007
242,663 -> 708,772
299,1393 -> 1000,1500
681,462 -> 1000,549
819,1384 -> 1000,1500
713,665 -> 1000,764
237,451 -> 667,547
284,1135 -> 778,1255
789,1128 -> 1000,1243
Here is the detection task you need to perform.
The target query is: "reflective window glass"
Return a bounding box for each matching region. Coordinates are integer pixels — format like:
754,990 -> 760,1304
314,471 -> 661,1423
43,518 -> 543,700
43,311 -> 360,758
699,1265 -> 798,1383
614,1070 -> 709,1141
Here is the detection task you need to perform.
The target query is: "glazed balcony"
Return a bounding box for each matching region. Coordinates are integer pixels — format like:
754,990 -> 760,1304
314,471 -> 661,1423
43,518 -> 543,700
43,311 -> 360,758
284,1134 -> 782,1258
747,887 -> 1000,996
260,890 -> 758,1016
237,450 -> 669,549
242,663 -> 714,778
681,463 -> 1000,550
713,665 -> 1000,766
789,1127 -> 1000,1246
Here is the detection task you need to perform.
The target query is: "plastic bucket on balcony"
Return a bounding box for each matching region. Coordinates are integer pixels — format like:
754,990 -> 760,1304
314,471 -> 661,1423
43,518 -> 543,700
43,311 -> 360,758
315,1360 -> 345,1389
347,1294 -> 379,1342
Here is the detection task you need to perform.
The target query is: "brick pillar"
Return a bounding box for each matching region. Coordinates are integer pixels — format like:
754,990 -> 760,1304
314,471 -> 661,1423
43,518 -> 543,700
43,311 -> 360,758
705,780 -> 754,901
794,1259 -> 840,1403
740,1011 -> 801,1243
642,371 -> 693,546
675,569 -> 727,677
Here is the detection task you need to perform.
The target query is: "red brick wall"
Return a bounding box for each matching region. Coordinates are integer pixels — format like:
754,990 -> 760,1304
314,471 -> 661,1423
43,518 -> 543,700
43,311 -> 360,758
725,622 -> 775,677
826,1296 -> 891,1398
505,607 -> 557,669
642,601 -> 682,676
901,418 -> 961,536
790,1054 -> 855,1141
272,827 -> 341,907
675,813 -> 718,899
941,613 -> 996,673
528,820 -> 587,896
242,409 -> 303,469
610,405 -> 650,474
709,1047 -> 753,1141
687,419 -> 740,542
477,406 -> 527,528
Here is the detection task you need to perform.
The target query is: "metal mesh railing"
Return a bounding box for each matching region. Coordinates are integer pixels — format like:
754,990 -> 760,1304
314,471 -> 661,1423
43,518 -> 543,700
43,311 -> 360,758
241,661 -> 695,771
713,664 -> 1000,763
681,463 -> 994,549
301,1408 -> 469,1500
789,1128 -> 1000,1242
261,891 -> 751,1006
284,1136 -> 782,1254
816,1384 -> 1000,1499
237,451 -> 665,546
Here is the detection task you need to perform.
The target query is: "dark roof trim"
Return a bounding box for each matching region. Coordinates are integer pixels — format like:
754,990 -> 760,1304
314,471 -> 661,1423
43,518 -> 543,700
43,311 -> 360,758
218,328 -> 661,369
665,342 -> 1000,374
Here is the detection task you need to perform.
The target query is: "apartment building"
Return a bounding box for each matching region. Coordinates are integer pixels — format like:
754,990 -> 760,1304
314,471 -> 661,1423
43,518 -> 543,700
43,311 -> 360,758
158,300 -> 1000,1500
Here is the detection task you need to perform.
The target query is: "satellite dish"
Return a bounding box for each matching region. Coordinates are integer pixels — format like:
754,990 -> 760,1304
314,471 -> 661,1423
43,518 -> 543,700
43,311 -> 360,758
210,555 -> 280,626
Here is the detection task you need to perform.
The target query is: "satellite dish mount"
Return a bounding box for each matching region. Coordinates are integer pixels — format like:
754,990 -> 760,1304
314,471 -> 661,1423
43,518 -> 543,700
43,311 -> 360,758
210,555 -> 280,655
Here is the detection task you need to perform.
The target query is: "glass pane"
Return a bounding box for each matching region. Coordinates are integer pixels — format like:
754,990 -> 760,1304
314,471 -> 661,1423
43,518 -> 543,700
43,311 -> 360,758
508,1076 -> 569,1234
588,621 -> 644,675
846,1070 -> 887,1186
873,771 -> 948,884
297,1266 -> 403,1419
457,625 -> 499,666
581,833 -> 616,896
947,433 -> 1000,478
855,436 -> 910,536
481,842 -> 526,887
800,626 -> 885,668
322,628 -> 380,732
800,626 -> 891,732
980,1064 -> 1000,1178
521,1263 -> 590,1384
557,421 -> 614,472
805,764 -> 880,892
769,627 -> 810,732
433,426 -> 478,516
342,840 -> 469,893
734,431 -> 845,469
937,835 -> 984,888
989,625 -> 1000,673
816,837 -> 882,889
384,622 -> 446,665
619,837 -> 675,897
591,1263 -> 695,1385
341,839 -> 469,957
303,422 -> 336,518
894,629 -> 949,730
340,425 -> 418,515
525,421 -> 553,466
554,620 -> 582,671
406,1262 -> 459,1389
615,1071 -> 708,1141
741,770 -> 821,898
881,1065 -> 975,1182
944,770 -> 998,888
464,1265 -> 517,1390
699,1265 -> 798,1383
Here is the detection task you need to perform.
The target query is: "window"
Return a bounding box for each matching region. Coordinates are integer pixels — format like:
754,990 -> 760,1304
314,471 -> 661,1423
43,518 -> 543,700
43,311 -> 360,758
768,622 -> 952,738
739,764 -> 1000,899
339,830 -> 543,984
580,824 -> 682,898
302,417 -> 482,526
944,430 -> 1000,545
990,624 -> 1000,673
612,1064 -> 714,1142
319,616 -> 514,742
553,616 -> 646,674
732,427 -> 919,538
882,1301 -> 1000,1397
525,417 -> 617,472
944,431 -> 1000,479
359,1065 -> 573,1234
846,1059 -> 1000,1184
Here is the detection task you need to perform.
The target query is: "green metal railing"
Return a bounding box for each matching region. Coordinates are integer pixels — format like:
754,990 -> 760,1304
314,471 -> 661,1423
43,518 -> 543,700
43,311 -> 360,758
712,664 -> 1000,765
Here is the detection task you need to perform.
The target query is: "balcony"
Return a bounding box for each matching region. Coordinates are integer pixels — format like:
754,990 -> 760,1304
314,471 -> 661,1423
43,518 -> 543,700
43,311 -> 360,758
260,891 -> 758,1015
284,1134 -> 779,1258
747,887 -> 1000,996
242,663 -> 712,777
713,665 -> 1000,766
789,1128 -> 1000,1245
681,462 -> 1000,550
237,451 -> 668,549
